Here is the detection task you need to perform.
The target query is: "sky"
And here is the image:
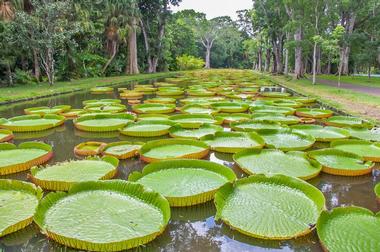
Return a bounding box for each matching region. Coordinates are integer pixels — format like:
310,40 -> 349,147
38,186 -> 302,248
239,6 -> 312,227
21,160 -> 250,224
171,0 -> 253,20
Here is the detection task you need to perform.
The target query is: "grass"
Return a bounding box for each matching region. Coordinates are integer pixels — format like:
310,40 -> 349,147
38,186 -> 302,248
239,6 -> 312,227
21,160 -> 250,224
0,72 -> 177,103
268,74 -> 380,124
315,74 -> 380,88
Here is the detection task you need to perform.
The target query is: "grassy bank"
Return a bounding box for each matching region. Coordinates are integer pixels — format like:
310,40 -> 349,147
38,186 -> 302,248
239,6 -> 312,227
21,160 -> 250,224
315,74 -> 380,87
0,72 -> 177,104
269,74 -> 380,124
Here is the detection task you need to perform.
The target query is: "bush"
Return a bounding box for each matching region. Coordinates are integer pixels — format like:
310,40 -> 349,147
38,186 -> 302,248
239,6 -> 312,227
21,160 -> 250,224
176,55 -> 205,70
14,69 -> 37,85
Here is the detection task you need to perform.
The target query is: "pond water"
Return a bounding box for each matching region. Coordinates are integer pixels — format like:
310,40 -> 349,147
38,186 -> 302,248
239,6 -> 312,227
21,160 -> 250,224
0,79 -> 379,252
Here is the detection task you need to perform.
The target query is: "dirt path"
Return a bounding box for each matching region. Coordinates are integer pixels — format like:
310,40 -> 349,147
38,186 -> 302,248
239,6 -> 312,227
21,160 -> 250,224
315,78 -> 380,96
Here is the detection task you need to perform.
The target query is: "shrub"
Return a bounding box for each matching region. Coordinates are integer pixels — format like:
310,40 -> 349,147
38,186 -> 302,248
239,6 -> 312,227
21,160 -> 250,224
176,55 -> 205,70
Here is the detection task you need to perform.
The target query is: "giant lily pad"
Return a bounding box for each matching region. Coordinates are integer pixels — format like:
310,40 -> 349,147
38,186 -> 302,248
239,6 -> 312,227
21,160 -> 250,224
0,180 -> 42,237
120,120 -> 175,137
30,156 -> 119,191
132,103 -> 176,114
295,108 -> 333,119
74,113 -> 134,132
210,102 -> 249,113
120,91 -> 143,100
84,104 -> 126,113
330,139 -> 380,162
0,129 -> 13,142
102,141 -> 143,159
324,116 -> 373,128
90,87 -> 113,94
375,183 -> 380,201
74,141 -> 106,156
0,142 -> 52,175
33,180 -> 170,251
83,99 -> 121,106
317,206 -> 380,252
0,114 -> 65,132
291,125 -> 350,142
308,148 -> 374,176
24,105 -> 71,116
233,149 -> 321,180
260,91 -> 291,98
169,124 -> 223,139
231,120 -> 283,132
129,159 -> 236,206
169,114 -> 222,128
140,139 -> 209,163
60,109 -> 85,119
346,127 -> 380,142
137,114 -> 169,121
201,131 -> 265,153
214,113 -> 251,124
252,113 -> 300,125
258,129 -> 315,151
187,89 -> 216,97
144,97 -> 176,104
214,174 -> 325,239
156,89 -> 184,97
250,105 -> 295,115
180,104 -> 218,114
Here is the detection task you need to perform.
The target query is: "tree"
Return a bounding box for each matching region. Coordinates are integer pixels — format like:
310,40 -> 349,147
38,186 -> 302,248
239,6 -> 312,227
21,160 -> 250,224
194,18 -> 220,68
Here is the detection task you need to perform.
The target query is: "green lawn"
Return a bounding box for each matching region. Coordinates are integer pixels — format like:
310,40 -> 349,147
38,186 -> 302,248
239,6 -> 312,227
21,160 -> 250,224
315,74 -> 380,88
269,74 -> 380,124
0,72 -> 177,103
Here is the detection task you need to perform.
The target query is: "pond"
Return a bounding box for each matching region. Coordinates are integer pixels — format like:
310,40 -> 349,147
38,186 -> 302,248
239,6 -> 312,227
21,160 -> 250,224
0,76 -> 379,252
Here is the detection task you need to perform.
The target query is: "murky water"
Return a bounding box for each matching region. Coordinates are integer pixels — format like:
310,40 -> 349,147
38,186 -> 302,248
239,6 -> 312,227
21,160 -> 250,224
0,80 -> 379,252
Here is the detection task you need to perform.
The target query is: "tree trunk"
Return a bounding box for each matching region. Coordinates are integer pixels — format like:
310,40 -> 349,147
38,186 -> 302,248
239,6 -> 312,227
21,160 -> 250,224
257,48 -> 262,71
264,48 -> 271,72
316,46 -> 321,74
6,62 -> 13,87
205,46 -> 211,69
126,20 -> 139,75
312,41 -> 317,85
294,27 -> 303,79
339,13 -> 356,75
102,40 -> 117,73
33,48 -> 40,81
46,47 -> 55,86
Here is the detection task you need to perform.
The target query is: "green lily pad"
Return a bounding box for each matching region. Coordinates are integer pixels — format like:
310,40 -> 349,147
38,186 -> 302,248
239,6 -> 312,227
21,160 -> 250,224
375,183 -> 380,199
291,125 -> 350,142
169,114 -> 222,128
60,109 -> 85,118
180,104 -> 217,114
324,116 -> 373,128
231,120 -> 283,132
74,113 -> 135,132
308,148 -> 374,176
90,87 -> 113,93
84,104 -> 126,113
250,105 -> 295,115
330,139 -> 380,161
120,120 -> 175,137
210,102 -> 249,113
0,114 -> 65,132
144,97 -> 176,104
346,127 -> 380,142
0,180 -> 42,237
233,149 -> 321,179
0,142 -> 52,175
33,180 -> 170,251
215,174 -> 325,239
156,89 -> 184,96
295,108 -> 333,119
169,124 -> 223,139
252,113 -> 300,125
214,113 -> 251,124
102,141 -> 143,159
271,99 -> 302,108
30,156 -> 119,191
140,139 -> 209,163
24,105 -> 71,115
258,129 -> 315,151
137,114 -> 170,121
187,89 -> 216,97
82,99 -> 121,106
0,129 -> 13,142
317,206 -> 380,252
129,159 -> 236,206
260,91 -> 291,98
132,103 -> 176,114
201,131 -> 265,153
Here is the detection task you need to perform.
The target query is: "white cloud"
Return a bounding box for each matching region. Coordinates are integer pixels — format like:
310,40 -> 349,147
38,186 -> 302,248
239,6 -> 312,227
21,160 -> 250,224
171,0 -> 253,20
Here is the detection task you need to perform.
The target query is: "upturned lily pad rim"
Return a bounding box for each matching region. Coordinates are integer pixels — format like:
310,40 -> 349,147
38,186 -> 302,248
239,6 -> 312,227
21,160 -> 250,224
230,120 -> 284,132
82,99 -> 121,106
24,105 -> 71,115
233,149 -> 321,180
260,91 -> 291,98
0,114 -> 65,132
132,103 -> 176,114
128,159 -> 236,206
119,120 -> 176,137
210,102 -> 249,112
323,116 -> 373,128
316,206 -> 380,252
33,180 -> 170,251
214,174 -> 326,240
307,148 -> 374,176
0,129 -> 13,142
295,108 -> 333,119
291,125 -> 350,142
74,113 -> 135,132
257,129 -> 316,151
251,112 -> 300,125
144,97 -> 176,104
90,87 -> 114,93
214,113 -> 252,123
180,104 -> 219,114
346,126 -> 380,142
169,124 -> 223,139
330,139 -> 380,162
73,141 -> 107,156
375,183 -> 380,199
139,138 -> 209,163
200,131 -> 265,153
137,114 -> 170,121
0,179 -> 43,237
102,141 -> 144,159
84,103 -> 126,112
249,105 -> 295,115
30,156 -> 119,191
169,114 -> 223,128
